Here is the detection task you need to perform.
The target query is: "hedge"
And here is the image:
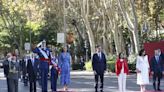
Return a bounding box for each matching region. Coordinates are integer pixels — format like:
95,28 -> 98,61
85,61 -> 92,71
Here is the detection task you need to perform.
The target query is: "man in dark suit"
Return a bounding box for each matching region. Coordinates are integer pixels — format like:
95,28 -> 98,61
150,49 -> 164,91
27,54 -> 39,92
3,53 -> 12,92
92,45 -> 107,92
22,57 -> 28,86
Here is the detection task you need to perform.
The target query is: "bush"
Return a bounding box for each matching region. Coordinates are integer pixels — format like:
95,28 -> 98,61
128,63 -> 136,73
128,54 -> 137,72
106,55 -> 116,73
85,60 -> 92,71
107,61 -> 115,72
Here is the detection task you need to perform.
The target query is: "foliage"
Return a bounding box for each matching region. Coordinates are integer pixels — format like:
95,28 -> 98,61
85,60 -> 92,71
128,54 -> 137,63
0,0 -> 163,59
106,55 -> 116,73
128,63 -> 136,73
127,54 -> 137,72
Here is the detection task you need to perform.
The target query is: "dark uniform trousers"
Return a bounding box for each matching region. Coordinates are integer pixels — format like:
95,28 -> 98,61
30,81 -> 36,92
51,67 -> 58,92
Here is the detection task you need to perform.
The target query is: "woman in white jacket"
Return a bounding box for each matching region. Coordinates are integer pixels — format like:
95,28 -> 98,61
136,49 -> 150,92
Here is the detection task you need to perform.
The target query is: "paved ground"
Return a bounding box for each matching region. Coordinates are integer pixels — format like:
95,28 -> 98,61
0,69 -> 164,92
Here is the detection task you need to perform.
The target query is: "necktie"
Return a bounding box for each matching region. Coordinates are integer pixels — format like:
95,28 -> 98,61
32,59 -> 34,66
99,53 -> 101,59
156,56 -> 159,63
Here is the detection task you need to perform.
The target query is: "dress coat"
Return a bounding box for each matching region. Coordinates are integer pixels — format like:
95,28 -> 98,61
136,55 -> 150,85
59,52 -> 71,86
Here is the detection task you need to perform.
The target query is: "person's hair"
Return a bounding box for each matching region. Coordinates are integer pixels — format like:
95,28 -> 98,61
95,45 -> 101,48
61,46 -> 68,52
118,52 -> 125,59
139,49 -> 145,56
118,52 -> 124,59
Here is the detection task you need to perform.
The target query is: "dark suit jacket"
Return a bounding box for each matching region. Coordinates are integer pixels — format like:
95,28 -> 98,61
22,59 -> 27,76
150,55 -> 164,73
3,59 -> 9,77
92,52 -> 107,75
27,58 -> 39,82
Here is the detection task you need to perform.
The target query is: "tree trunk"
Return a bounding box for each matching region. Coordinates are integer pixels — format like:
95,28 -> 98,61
102,36 -> 109,55
84,17 -> 96,56
117,0 -> 140,54
113,28 -> 122,55
131,30 -> 139,54
130,0 -> 140,53
119,28 -> 126,53
81,0 -> 96,56
108,34 -> 114,54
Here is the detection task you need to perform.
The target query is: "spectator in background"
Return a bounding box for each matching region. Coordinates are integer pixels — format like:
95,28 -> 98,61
115,52 -> 129,92
8,55 -> 19,92
150,49 -> 164,91
136,49 -> 150,92
80,56 -> 85,70
27,53 -> 39,92
22,55 -> 29,86
3,53 -> 12,92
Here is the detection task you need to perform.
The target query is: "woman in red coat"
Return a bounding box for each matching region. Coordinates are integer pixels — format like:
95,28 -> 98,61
115,52 -> 129,92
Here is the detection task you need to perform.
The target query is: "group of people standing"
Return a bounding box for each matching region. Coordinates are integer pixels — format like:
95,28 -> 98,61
31,40 -> 72,92
3,39 -> 72,92
92,45 -> 164,92
136,49 -> 164,92
115,49 -> 164,92
3,42 -> 164,92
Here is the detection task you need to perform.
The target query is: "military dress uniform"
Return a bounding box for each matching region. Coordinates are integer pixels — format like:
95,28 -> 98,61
33,45 -> 51,92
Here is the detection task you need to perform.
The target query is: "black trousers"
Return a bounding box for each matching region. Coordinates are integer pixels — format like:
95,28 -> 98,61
51,68 -> 58,92
153,72 -> 162,90
8,78 -> 18,92
29,81 -> 36,92
6,78 -> 11,92
94,73 -> 104,90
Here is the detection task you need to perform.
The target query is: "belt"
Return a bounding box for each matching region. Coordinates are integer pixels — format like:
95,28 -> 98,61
39,58 -> 50,61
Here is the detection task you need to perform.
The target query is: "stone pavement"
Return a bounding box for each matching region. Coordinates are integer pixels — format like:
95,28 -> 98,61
0,70 -> 164,92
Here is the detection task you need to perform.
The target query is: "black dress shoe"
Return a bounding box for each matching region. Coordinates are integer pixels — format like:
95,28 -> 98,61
100,90 -> 103,92
100,88 -> 103,92
158,89 -> 162,91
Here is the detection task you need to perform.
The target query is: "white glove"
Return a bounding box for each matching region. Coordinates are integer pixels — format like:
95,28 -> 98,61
49,65 -> 52,69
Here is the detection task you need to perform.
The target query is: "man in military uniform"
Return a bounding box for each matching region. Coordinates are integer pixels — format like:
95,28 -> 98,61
33,40 -> 51,92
